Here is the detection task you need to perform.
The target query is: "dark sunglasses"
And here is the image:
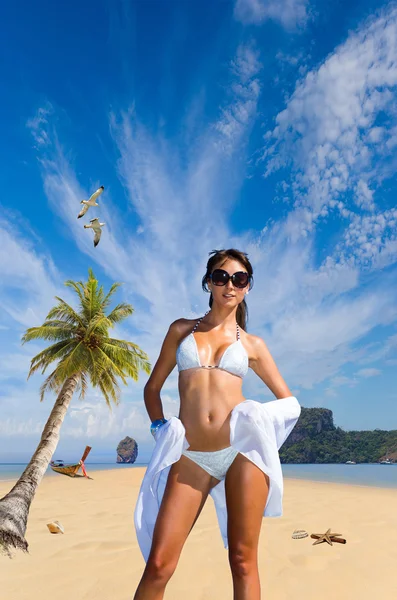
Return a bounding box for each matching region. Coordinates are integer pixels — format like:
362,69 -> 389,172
209,269 -> 251,289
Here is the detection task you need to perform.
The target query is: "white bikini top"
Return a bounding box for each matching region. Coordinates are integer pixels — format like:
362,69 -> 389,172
176,312 -> 249,379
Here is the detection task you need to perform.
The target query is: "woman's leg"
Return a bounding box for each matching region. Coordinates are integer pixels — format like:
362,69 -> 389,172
133,455 -> 218,600
225,454 -> 270,600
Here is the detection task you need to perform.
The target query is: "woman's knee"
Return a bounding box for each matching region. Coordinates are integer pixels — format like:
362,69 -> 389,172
144,553 -> 178,583
228,546 -> 257,578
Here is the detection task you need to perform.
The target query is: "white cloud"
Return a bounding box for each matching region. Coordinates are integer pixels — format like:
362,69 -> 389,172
261,5 -> 397,271
0,416 -> 43,437
26,43 -> 260,337
341,330 -> 397,367
231,43 -> 262,82
355,368 -> 381,378
334,209 -> 397,270
276,51 -> 302,66
324,366 -> 382,398
0,217 -> 62,328
21,54 -> 397,407
2,20 -> 397,455
325,388 -> 338,397
214,44 -> 262,155
0,41 -> 264,452
330,375 -> 357,387
25,103 -> 53,147
0,351 -> 34,381
0,377 -> 179,461
234,0 -> 309,30
66,393 -> 178,441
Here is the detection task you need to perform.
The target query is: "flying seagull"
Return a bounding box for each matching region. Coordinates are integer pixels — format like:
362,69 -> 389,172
77,185 -> 104,218
84,218 -> 105,247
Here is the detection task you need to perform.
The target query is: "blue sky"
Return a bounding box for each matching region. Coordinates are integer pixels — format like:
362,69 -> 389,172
1,0 -> 396,463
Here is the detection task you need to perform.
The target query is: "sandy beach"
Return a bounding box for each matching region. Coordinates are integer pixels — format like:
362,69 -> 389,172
0,468 -> 396,600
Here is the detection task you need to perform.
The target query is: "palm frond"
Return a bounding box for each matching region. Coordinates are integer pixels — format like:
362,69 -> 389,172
21,324 -> 76,344
28,340 -> 78,378
93,347 -> 128,385
54,342 -> 90,381
105,338 -> 133,350
82,269 -> 101,322
101,282 -> 122,310
64,280 -> 86,304
85,314 -> 113,337
33,319 -> 76,328
106,303 -> 134,325
107,337 -> 151,360
96,369 -> 121,409
39,367 -> 64,402
45,298 -> 85,327
96,283 -> 105,306
86,346 -> 103,387
102,342 -> 151,380
77,371 -> 88,400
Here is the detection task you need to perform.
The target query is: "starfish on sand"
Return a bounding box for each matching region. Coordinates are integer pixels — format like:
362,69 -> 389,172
310,528 -> 345,546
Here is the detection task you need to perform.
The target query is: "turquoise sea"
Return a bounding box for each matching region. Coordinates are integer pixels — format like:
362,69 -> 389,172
0,462 -> 396,489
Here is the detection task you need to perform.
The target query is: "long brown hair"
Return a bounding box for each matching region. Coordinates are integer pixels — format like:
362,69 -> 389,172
201,249 -> 254,331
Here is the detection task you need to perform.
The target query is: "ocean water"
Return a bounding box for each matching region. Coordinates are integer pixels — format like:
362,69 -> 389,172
0,462 -> 396,489
0,462 -> 148,483
281,463 -> 397,489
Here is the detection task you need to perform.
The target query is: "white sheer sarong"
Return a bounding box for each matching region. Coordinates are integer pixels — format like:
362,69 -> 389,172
134,396 -> 301,562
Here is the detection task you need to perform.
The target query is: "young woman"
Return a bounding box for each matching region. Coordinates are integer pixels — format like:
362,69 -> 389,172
133,248 -> 301,600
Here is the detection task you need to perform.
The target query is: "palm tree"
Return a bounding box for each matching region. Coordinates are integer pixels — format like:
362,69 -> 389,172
0,268 -> 151,558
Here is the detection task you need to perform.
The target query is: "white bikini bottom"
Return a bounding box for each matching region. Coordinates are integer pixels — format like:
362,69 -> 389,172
182,445 -> 239,481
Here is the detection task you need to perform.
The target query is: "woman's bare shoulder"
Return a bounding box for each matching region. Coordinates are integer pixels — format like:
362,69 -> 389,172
240,330 -> 267,359
169,317 -> 197,338
240,329 -> 262,343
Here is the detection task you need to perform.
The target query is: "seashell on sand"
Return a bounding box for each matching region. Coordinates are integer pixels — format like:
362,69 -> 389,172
46,520 -> 64,534
292,529 -> 308,539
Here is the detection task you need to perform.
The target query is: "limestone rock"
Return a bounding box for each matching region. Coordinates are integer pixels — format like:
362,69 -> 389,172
117,436 -> 138,463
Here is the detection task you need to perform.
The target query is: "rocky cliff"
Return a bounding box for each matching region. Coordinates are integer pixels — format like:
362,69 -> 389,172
280,406 -> 397,464
287,407 -> 335,444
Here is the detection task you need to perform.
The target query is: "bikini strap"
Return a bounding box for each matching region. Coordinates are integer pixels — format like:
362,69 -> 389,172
192,311 -> 240,339
191,310 -> 210,334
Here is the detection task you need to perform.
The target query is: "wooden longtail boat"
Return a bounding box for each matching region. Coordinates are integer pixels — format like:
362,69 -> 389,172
50,445 -> 92,478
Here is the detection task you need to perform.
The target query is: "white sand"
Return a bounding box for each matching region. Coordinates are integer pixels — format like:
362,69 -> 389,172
0,468 -> 396,599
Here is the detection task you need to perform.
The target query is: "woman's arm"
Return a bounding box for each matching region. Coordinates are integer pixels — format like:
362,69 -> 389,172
248,335 -> 292,399
143,319 -> 184,422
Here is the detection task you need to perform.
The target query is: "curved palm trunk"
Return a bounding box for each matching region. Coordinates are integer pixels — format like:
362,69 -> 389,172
0,374 -> 80,558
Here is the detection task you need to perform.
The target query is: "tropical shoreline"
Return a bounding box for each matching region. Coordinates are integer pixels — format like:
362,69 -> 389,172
2,461 -> 396,488
1,467 -> 396,599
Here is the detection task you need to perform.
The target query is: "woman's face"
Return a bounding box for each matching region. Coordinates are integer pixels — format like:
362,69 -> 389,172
207,258 -> 249,308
